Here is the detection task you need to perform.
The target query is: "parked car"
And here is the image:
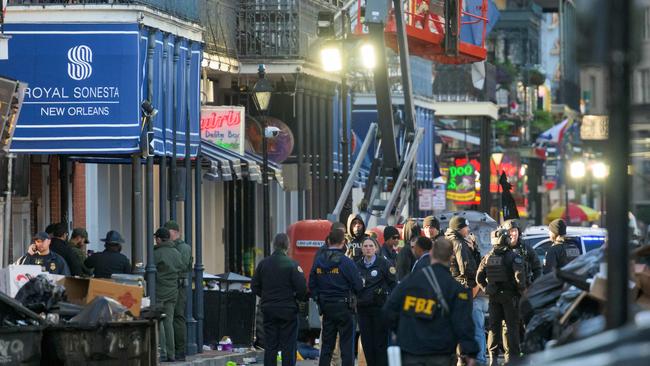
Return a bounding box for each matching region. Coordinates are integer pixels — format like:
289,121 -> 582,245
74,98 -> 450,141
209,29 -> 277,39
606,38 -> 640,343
522,225 -> 607,265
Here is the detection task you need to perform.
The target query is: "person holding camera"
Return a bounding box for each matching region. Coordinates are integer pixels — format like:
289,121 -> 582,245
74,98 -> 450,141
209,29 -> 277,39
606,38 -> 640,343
476,229 -> 526,366
356,237 -> 397,366
309,228 -> 363,366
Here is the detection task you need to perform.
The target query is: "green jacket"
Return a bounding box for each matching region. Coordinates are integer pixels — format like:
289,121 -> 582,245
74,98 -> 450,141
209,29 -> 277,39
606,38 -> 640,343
69,242 -> 93,276
174,238 -> 193,276
154,240 -> 184,302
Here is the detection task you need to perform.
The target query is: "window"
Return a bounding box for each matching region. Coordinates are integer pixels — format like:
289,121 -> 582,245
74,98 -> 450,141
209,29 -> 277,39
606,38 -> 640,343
642,69 -> 650,104
645,8 -> 650,41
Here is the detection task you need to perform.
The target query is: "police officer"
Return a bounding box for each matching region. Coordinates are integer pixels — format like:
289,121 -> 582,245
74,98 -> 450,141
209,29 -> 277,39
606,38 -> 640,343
252,233 -> 307,366
84,230 -> 131,279
411,236 -> 433,273
380,226 -> 400,265
345,214 -> 368,261
154,227 -> 185,363
20,232 -> 70,276
356,237 -> 396,366
543,219 -> 580,274
164,220 -> 192,361
502,220 -> 541,287
476,230 -> 526,366
384,237 -> 478,366
309,228 -> 363,366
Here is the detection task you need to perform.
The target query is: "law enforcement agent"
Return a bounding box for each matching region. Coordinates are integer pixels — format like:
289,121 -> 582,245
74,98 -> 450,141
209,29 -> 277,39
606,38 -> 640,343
445,216 -> 480,289
384,238 -> 478,366
356,237 -> 397,366
20,232 -> 70,276
423,216 -> 442,240
252,233 -> 306,366
501,220 -> 541,287
476,229 -> 526,366
84,230 -> 131,279
543,219 -> 580,274
154,227 -> 185,363
345,214 -> 368,261
309,228 -> 363,366
380,226 -> 400,265
164,220 -> 193,361
411,236 -> 433,274
69,228 -> 93,276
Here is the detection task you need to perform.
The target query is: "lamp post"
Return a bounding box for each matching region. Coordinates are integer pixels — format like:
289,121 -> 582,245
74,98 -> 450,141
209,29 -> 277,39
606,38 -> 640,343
253,65 -> 273,257
566,160 -> 586,223
492,151 -> 504,222
591,161 -> 609,226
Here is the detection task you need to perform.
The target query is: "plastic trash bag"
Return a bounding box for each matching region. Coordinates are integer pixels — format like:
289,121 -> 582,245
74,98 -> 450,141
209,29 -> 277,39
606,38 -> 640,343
14,274 -> 66,314
522,306 -> 560,354
0,291 -> 43,326
69,296 -> 133,326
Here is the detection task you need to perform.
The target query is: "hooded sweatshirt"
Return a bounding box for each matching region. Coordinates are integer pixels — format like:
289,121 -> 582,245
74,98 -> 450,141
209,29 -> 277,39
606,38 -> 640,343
345,214 -> 367,261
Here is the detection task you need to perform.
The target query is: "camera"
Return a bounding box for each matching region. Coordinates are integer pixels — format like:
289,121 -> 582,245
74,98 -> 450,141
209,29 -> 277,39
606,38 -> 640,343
264,126 -> 281,138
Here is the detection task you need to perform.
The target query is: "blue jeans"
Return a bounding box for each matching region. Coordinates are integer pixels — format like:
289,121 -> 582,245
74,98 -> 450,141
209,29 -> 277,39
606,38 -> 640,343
472,297 -> 488,364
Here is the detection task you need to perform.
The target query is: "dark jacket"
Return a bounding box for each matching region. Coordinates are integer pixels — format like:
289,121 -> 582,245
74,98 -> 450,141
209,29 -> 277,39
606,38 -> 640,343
379,244 -> 398,265
512,238 -> 542,286
309,247 -> 363,302
252,250 -> 307,311
355,255 -> 397,308
396,246 -> 416,281
174,239 -> 193,276
345,214 -> 367,261
84,249 -> 131,279
154,240 -> 184,302
383,263 -> 478,357
543,237 -> 580,274
411,252 -> 431,274
50,237 -> 83,276
476,245 -> 526,296
22,251 -> 70,276
445,229 -> 480,289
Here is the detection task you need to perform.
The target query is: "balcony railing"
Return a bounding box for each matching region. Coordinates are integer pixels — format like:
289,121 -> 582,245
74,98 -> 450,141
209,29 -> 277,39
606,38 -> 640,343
237,0 -> 339,60
7,0 -> 201,23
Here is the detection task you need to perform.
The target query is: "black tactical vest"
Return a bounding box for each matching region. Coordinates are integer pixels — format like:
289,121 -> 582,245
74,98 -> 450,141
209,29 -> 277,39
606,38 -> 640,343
486,252 -> 508,283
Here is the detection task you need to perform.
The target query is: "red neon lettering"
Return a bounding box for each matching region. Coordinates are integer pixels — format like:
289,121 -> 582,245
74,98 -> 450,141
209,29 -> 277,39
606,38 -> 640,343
201,110 -> 241,131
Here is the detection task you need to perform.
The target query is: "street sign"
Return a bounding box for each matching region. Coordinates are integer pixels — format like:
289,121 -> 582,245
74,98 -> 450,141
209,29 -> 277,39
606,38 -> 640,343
418,188 -> 434,211
581,115 -> 608,140
433,184 -> 447,211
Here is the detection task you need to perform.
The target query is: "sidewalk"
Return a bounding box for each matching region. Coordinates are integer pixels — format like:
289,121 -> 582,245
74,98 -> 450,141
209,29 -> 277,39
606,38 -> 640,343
168,349 -> 264,366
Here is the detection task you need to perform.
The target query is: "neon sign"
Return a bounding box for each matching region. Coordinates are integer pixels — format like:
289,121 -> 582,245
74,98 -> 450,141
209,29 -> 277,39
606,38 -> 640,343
447,161 -> 477,202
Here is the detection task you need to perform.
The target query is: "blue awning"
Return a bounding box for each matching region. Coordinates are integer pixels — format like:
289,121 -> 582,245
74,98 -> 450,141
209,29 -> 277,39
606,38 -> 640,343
0,22 -> 201,156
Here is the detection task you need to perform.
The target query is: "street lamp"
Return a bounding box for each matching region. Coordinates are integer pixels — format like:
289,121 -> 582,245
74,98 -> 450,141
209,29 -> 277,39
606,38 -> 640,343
253,64 -> 274,257
320,44 -> 343,72
492,150 -> 504,222
569,160 -> 587,179
359,43 -> 376,70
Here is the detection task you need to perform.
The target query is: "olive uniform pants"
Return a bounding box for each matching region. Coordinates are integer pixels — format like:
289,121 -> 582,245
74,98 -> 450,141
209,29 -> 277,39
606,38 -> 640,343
159,297 -> 177,360
173,282 -> 187,356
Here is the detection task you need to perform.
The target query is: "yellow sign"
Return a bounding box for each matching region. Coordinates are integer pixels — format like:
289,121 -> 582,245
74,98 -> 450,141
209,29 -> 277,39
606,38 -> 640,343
447,190 -> 476,201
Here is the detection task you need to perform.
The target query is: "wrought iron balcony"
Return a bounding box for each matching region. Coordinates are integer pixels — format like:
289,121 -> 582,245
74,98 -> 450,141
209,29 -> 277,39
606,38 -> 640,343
237,0 -> 339,60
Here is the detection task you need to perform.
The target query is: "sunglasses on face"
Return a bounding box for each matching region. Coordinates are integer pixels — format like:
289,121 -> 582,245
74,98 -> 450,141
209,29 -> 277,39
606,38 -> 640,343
391,236 -> 400,240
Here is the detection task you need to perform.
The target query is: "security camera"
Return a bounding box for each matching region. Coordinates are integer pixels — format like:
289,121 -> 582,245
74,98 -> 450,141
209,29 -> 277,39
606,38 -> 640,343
264,126 -> 281,138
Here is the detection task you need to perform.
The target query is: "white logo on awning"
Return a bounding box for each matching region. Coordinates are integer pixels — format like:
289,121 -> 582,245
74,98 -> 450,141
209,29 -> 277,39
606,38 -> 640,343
67,45 -> 93,81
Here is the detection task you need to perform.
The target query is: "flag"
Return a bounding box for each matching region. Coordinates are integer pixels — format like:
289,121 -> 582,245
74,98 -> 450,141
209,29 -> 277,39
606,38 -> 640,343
460,0 -> 501,46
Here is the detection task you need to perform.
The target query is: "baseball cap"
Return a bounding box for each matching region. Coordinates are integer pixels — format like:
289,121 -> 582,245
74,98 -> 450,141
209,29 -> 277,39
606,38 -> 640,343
163,220 -> 180,231
154,227 -> 171,240
32,232 -> 49,242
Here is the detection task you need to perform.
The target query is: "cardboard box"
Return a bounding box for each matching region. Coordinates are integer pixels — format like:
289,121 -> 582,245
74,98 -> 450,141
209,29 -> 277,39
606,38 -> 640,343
589,274 -> 639,301
60,277 -> 143,317
0,265 -> 45,297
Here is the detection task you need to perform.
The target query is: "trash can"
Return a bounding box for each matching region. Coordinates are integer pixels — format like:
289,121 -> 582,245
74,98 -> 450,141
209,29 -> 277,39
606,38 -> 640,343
41,320 -> 156,365
202,273 -> 256,347
0,326 -> 43,366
